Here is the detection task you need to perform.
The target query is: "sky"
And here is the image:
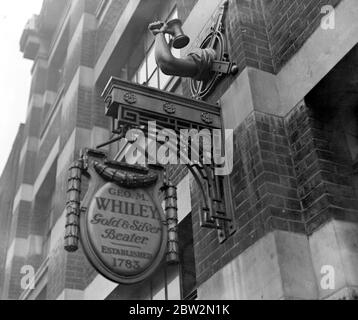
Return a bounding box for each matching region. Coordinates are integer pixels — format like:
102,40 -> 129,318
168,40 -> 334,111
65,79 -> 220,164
0,0 -> 43,174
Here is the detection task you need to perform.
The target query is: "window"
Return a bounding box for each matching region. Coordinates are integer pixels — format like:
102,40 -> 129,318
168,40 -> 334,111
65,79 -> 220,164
131,8 -> 180,90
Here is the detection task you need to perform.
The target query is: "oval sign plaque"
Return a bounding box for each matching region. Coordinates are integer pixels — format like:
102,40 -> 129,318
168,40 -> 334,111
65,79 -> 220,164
81,183 -> 167,284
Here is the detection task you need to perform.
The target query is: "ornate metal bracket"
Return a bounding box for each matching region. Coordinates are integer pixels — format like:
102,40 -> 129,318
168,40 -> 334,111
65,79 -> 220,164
101,78 -> 236,243
187,162 -> 236,243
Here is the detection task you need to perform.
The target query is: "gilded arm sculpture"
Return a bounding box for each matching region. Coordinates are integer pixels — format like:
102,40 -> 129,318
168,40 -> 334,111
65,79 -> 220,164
148,21 -> 216,81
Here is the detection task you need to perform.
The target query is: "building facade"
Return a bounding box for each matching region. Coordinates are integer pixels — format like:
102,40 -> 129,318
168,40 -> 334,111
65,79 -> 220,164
0,0 -> 358,300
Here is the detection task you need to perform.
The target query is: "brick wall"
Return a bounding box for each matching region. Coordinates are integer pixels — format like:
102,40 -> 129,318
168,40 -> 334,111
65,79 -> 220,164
76,86 -> 93,129
64,1 -> 97,88
94,0 -> 129,64
13,203 -> 32,239
183,0 -> 346,103
30,64 -> 47,95
262,0 -> 343,71
0,125 -> 24,299
60,95 -> 78,150
37,110 -> 61,176
64,37 -> 82,89
25,107 -> 42,139
91,87 -> 109,128
47,237 -> 67,300
182,0 -> 275,103
192,110 -> 303,285
191,98 -> 358,286
68,0 -> 86,41
7,257 -> 27,300
286,103 -> 358,234
228,0 -> 274,73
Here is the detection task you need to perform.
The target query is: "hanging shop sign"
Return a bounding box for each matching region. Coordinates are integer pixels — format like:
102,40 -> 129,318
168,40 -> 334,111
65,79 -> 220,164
64,149 -> 178,285
84,183 -> 166,283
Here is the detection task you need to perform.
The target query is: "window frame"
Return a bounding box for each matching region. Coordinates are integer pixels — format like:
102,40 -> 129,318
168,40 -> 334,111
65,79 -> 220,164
130,7 -> 179,91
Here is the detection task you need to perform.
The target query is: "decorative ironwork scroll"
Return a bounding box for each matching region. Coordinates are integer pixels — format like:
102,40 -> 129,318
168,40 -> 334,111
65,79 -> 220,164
190,0 -> 238,100
101,78 -> 236,243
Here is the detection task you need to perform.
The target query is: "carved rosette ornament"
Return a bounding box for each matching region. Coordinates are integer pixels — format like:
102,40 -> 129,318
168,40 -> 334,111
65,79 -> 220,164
201,112 -> 213,124
163,102 -> 176,114
123,92 -> 137,104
